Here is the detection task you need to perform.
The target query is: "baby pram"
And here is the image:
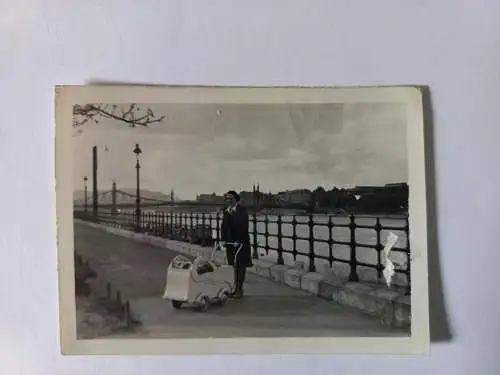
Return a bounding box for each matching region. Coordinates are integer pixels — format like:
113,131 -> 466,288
162,241 -> 242,312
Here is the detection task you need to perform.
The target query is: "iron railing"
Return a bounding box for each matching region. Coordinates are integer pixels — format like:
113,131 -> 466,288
74,208 -> 411,291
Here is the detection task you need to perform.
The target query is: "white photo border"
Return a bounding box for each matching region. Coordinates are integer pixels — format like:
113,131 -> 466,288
55,84 -> 430,355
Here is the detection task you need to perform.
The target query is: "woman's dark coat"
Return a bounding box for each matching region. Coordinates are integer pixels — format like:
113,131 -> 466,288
220,204 -> 253,268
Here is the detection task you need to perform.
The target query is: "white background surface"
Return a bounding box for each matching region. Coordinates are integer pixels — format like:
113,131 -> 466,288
1,0 -> 500,374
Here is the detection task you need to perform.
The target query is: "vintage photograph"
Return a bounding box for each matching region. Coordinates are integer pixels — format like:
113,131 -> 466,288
55,85 -> 430,355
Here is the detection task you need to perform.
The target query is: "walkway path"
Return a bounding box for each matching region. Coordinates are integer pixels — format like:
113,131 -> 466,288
75,222 -> 408,339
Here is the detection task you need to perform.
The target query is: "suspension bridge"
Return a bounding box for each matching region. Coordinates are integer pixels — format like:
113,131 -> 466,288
73,183 -> 312,212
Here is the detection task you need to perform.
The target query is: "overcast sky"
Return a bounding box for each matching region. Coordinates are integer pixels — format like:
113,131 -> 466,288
72,102 -> 408,200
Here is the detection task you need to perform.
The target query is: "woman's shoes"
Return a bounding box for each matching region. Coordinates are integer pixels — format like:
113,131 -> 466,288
233,290 -> 243,299
229,289 -> 244,299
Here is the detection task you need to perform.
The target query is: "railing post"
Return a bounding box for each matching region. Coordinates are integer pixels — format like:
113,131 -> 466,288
182,213 -> 187,241
252,212 -> 258,259
199,213 -> 204,242
375,217 -> 383,281
308,213 -> 316,272
327,216 -> 334,267
215,212 -> 221,244
264,215 -> 270,256
171,212 -> 176,238
348,215 -> 359,282
206,212 -> 211,238
291,216 -> 298,261
405,217 -> 411,295
178,212 -> 182,239
276,214 -> 284,264
168,212 -> 173,237
177,212 -> 181,239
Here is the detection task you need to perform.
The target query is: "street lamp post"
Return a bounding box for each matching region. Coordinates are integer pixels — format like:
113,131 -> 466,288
83,176 -> 88,217
134,143 -> 142,232
92,145 -> 99,221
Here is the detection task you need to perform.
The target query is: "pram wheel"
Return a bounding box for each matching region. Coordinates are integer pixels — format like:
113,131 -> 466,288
171,300 -> 183,309
217,291 -> 229,306
195,296 -> 210,312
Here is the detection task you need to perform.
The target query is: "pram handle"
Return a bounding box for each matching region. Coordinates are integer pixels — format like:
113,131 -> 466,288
219,241 -> 241,246
210,241 -> 242,261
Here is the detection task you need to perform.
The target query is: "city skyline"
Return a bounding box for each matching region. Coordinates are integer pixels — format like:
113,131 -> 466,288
73,102 -> 408,200
74,181 -> 408,196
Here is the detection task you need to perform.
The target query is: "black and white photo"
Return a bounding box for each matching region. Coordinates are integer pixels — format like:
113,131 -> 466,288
55,85 -> 430,355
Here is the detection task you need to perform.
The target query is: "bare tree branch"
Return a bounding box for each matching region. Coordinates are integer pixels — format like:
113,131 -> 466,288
72,103 -> 166,130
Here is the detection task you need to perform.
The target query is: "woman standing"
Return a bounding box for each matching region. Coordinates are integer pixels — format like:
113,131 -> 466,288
220,190 -> 253,298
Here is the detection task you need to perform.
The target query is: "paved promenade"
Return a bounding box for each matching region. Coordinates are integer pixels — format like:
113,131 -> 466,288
75,222 -> 408,339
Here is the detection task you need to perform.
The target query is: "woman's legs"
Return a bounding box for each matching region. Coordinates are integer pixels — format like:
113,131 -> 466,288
238,265 -> 246,289
234,264 -> 246,296
232,246 -> 247,298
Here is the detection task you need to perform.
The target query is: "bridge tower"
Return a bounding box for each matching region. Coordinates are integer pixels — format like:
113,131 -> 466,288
170,188 -> 174,202
111,181 -> 117,216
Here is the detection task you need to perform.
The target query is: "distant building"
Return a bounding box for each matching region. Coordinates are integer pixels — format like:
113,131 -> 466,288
276,189 -> 312,204
348,183 -> 408,213
385,182 -> 408,190
196,193 -> 225,204
260,191 -> 275,205
350,185 -> 383,194
239,191 -> 255,206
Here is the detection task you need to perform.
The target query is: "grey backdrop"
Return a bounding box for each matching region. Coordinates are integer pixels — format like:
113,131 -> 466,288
1,0 -> 499,374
